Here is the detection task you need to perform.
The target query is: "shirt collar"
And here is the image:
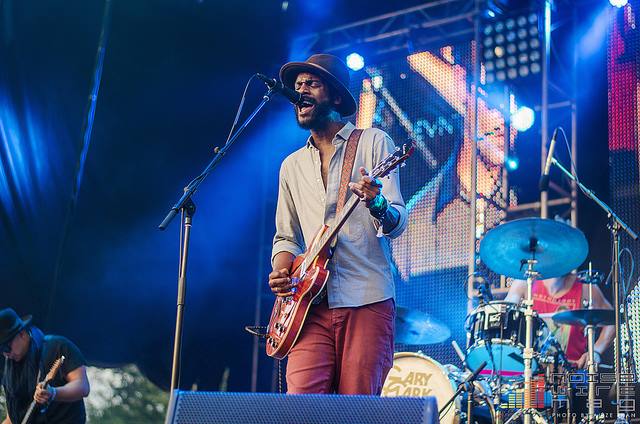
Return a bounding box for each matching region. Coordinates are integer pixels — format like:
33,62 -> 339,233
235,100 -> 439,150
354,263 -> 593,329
306,121 -> 356,149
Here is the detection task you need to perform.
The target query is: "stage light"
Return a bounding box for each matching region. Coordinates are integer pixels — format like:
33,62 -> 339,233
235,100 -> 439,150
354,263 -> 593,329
511,106 -> 534,131
372,75 -> 383,89
505,155 -> 520,171
480,10 -> 542,86
346,53 -> 365,71
610,0 -> 628,8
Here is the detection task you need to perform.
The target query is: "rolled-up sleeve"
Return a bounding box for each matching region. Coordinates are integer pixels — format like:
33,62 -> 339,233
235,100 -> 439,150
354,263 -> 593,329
371,131 -> 408,239
271,160 -> 305,265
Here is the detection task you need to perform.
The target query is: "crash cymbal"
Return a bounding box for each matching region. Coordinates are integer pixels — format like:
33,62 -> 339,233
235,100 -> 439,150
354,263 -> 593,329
395,306 -> 451,345
479,218 -> 588,279
552,309 -> 615,327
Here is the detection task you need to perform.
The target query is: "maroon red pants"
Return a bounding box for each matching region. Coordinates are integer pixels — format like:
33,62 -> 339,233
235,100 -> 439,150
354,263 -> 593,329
286,298 -> 395,395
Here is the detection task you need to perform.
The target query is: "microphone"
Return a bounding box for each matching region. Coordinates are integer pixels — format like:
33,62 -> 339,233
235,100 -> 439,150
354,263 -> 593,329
256,73 -> 302,105
539,127 -> 559,191
476,277 -> 494,303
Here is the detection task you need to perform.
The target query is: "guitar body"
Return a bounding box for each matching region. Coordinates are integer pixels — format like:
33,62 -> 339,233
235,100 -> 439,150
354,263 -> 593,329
266,225 -> 332,359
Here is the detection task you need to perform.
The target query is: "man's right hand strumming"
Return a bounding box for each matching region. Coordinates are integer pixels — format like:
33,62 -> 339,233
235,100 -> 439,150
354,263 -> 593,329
269,252 -> 296,297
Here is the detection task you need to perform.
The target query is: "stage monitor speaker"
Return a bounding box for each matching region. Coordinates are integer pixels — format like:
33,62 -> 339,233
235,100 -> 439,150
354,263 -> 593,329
165,391 -> 438,424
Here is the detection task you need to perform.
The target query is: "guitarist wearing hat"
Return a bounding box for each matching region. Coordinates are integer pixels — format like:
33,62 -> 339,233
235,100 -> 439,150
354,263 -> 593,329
0,308 -> 90,424
268,53 -> 407,395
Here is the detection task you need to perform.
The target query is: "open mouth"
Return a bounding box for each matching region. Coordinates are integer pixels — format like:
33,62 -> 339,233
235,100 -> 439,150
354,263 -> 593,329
297,98 -> 315,115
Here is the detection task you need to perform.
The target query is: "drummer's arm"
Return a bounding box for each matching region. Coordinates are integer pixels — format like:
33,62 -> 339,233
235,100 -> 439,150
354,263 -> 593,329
504,279 -> 527,303
592,285 -> 616,357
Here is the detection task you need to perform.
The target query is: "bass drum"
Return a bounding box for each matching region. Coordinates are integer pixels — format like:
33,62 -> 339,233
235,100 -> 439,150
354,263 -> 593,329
382,352 -> 494,424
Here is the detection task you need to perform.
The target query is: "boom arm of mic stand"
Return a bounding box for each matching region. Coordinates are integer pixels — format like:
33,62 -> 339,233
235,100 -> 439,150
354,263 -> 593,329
550,157 -> 638,240
158,87 -> 276,230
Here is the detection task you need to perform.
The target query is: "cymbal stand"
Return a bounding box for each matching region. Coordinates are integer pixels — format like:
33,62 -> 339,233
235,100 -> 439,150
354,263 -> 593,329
505,258 -> 548,424
580,264 -> 598,424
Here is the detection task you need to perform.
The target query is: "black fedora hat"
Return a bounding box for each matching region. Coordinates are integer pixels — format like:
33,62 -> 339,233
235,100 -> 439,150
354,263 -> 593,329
280,53 -> 357,117
0,308 -> 32,346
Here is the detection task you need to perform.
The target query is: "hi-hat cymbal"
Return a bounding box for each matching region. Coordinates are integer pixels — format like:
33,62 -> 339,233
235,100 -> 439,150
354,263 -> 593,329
552,309 -> 615,327
479,218 -> 588,279
395,307 -> 451,345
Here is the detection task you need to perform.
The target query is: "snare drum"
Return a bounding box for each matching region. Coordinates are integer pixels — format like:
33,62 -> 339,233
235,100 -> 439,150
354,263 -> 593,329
382,352 -> 493,424
466,301 -> 549,379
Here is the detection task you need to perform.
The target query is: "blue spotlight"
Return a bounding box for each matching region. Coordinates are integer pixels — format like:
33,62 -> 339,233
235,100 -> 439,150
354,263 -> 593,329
610,0 -> 628,7
505,155 -> 520,171
346,53 -> 365,71
512,106 -> 535,131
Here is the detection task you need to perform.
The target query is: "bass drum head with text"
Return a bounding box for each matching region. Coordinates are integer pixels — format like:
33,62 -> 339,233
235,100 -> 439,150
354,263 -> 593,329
382,352 -> 458,424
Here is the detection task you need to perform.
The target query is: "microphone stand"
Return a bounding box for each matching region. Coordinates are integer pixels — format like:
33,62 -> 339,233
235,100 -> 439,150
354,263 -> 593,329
439,361 -> 487,422
159,86 -> 278,394
550,157 -> 638,423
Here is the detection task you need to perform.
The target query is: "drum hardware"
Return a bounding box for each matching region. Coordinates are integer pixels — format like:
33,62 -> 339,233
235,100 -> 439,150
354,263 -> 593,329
502,259 -> 550,424
383,352 -> 494,424
452,339 -> 503,424
439,360 -> 487,423
480,218 -> 589,424
547,152 -> 638,424
553,309 -> 615,424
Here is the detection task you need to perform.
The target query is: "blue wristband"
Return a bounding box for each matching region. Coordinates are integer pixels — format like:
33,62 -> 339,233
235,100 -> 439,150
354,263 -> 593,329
368,194 -> 388,219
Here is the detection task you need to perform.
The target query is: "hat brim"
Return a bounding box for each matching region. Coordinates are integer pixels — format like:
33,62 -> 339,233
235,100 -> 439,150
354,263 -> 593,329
280,62 -> 357,117
0,315 -> 31,346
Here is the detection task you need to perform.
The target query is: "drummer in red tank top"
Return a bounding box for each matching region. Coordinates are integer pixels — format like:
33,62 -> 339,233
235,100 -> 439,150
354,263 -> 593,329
504,273 -> 615,368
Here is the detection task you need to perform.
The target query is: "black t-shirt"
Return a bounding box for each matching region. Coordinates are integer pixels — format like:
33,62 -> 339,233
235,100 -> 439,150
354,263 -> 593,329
1,334 -> 87,424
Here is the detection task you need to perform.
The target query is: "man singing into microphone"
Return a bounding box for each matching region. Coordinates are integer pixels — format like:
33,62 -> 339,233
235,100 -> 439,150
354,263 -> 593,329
268,54 -> 407,394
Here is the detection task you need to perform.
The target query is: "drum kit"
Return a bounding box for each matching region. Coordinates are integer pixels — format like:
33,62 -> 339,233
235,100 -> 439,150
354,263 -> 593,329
382,218 -> 625,424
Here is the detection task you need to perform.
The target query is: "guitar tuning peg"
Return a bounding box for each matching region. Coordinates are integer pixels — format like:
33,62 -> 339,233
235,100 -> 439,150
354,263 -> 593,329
395,146 -> 400,151
401,163 -> 406,167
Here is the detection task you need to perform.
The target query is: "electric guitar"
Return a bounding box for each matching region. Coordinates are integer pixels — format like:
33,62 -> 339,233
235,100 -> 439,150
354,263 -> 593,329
21,356 -> 65,424
266,142 -> 414,359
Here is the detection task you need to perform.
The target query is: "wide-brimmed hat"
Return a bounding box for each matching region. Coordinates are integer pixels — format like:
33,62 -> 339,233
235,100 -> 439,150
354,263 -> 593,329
0,308 -> 32,346
279,53 -> 357,117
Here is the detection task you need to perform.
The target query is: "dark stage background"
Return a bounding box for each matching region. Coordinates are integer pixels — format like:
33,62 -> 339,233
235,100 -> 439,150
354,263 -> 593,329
0,0 -> 617,394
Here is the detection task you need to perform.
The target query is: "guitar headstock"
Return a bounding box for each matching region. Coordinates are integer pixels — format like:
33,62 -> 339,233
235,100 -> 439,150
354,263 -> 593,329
372,142 -> 415,178
44,356 -> 65,384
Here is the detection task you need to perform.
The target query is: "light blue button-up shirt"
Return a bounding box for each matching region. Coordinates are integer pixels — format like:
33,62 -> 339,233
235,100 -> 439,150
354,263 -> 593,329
272,122 -> 407,308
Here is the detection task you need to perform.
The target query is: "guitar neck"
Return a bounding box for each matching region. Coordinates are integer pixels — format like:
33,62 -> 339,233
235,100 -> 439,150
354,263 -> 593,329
296,140 -> 413,276
20,400 -> 38,424
303,176 -> 375,270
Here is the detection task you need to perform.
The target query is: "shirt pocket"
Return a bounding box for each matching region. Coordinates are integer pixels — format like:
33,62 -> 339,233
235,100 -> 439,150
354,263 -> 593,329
341,206 -> 366,242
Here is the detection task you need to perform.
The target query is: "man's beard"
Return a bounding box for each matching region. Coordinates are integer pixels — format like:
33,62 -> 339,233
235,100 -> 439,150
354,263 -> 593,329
295,99 -> 334,130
